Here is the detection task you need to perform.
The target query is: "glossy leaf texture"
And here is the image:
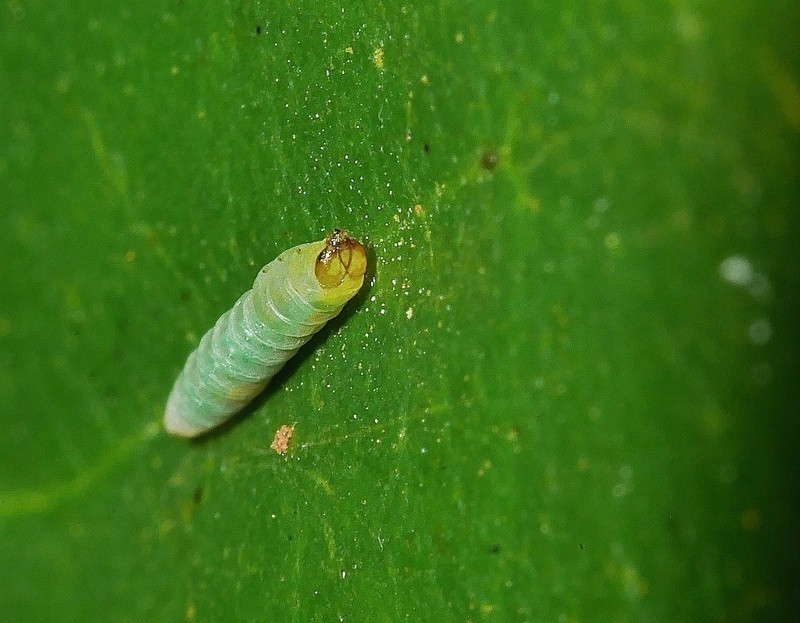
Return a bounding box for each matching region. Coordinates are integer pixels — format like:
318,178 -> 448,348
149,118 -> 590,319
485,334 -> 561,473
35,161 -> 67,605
1,0 -> 798,621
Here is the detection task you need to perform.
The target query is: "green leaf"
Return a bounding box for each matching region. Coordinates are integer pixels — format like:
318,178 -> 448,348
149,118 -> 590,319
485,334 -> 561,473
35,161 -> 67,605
1,0 -> 798,620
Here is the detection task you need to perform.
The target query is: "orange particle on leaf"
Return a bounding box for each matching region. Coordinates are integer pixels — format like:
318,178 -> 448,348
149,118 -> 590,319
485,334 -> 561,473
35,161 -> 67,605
270,425 -> 295,454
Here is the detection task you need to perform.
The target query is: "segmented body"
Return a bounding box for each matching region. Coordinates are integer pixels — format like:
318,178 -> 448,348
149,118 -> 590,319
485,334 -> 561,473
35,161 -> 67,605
164,230 -> 366,438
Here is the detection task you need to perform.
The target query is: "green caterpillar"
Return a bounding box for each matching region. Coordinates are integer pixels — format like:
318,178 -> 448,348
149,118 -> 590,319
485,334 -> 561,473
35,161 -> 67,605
164,230 -> 367,438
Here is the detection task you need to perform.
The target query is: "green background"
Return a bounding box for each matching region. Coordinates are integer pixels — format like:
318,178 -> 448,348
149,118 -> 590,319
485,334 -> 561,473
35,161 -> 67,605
1,0 -> 798,620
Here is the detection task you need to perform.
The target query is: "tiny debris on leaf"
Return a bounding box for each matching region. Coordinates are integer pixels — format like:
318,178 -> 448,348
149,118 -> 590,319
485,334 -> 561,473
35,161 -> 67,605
270,424 -> 295,454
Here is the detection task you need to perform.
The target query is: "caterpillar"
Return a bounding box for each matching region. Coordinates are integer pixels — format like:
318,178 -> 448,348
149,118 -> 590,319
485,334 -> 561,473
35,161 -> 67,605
164,229 -> 367,438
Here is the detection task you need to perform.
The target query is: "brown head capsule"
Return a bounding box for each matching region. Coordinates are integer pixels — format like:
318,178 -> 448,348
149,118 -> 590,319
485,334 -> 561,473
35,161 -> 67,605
314,229 -> 367,289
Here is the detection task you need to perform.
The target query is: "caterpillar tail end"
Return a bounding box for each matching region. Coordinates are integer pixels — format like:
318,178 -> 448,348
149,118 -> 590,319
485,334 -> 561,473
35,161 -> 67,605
164,387 -> 207,438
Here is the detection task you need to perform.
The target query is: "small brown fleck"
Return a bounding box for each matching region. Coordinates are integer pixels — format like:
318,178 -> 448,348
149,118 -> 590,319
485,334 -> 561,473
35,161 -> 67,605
480,149 -> 499,170
270,424 -> 295,454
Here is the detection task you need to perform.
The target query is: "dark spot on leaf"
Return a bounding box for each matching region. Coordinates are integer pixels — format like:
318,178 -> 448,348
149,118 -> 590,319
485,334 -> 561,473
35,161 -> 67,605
180,289 -> 191,302
579,542 -> 585,550
193,486 -> 203,504
255,24 -> 262,35
481,149 -> 499,170
489,543 -> 501,555
423,142 -> 430,153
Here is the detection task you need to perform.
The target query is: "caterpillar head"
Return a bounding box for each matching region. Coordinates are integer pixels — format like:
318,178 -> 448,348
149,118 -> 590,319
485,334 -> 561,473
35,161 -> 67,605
315,229 -> 367,289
